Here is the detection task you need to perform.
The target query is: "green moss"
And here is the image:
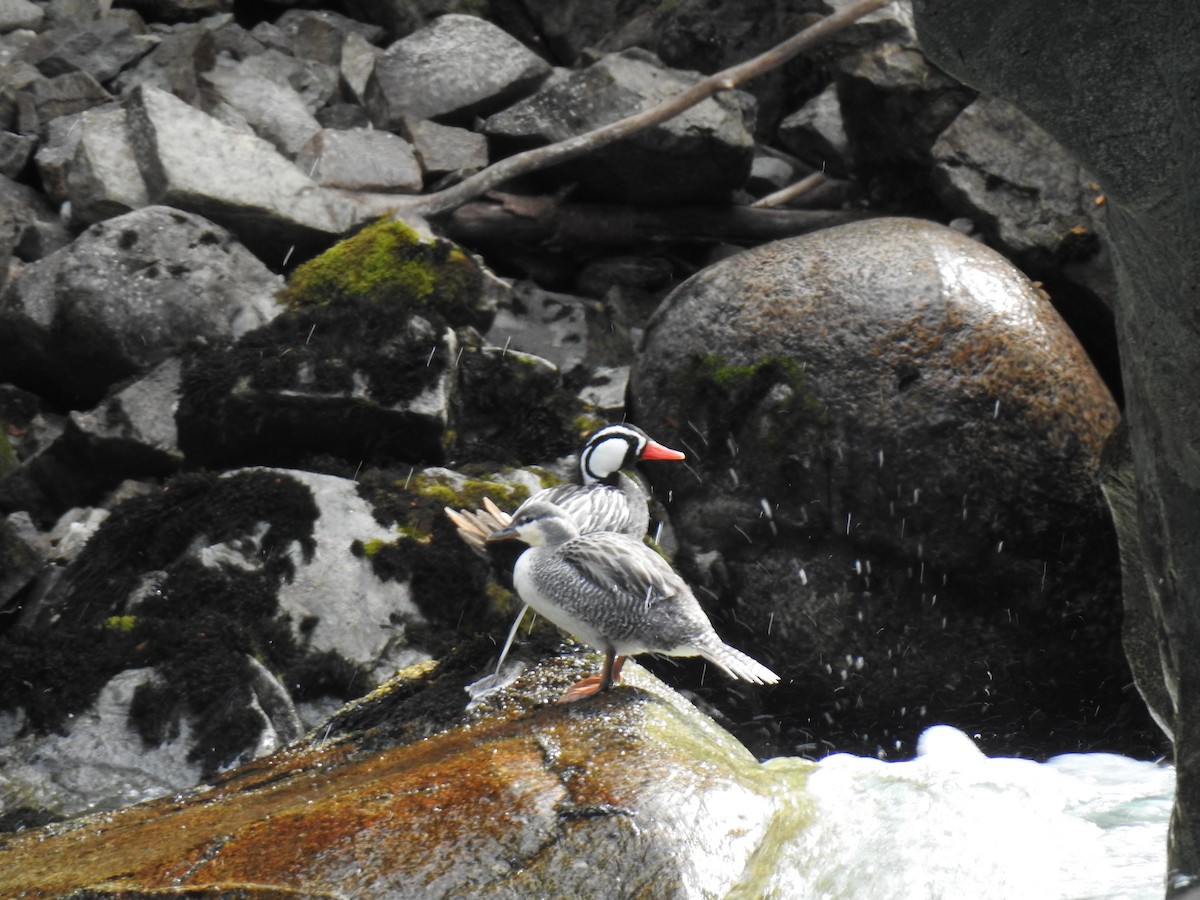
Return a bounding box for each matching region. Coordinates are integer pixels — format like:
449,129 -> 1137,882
361,537 -> 388,558
409,471 -> 531,512
277,218 -> 483,324
0,428 -> 14,480
685,353 -> 830,434
103,615 -> 137,632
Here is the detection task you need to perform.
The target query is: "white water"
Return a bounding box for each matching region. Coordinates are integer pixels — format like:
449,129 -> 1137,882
785,725 -> 1173,900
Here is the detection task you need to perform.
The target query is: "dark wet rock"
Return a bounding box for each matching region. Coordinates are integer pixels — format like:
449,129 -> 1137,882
365,13 -> 552,129
65,105 -> 150,227
931,94 -> 1105,269
296,127 -> 422,193
800,1 -> 973,173
400,116 -> 488,179
0,205 -> 283,407
124,83 -> 359,256
0,653 -> 801,897
914,0 -> 1200,878
778,81 -> 852,177
200,57 -> 324,158
630,216 -> 1145,759
484,48 -> 756,205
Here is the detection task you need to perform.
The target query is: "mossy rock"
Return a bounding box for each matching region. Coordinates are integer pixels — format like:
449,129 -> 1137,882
277,218 -> 491,331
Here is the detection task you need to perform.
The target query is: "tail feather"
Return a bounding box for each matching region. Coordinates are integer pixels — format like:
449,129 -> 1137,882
444,497 -> 513,555
699,640 -> 780,685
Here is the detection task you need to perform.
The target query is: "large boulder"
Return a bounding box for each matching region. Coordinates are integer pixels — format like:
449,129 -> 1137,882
0,205 -> 282,408
630,216 -> 1148,758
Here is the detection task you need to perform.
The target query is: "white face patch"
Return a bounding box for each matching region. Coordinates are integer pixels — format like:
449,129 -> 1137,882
583,434 -> 636,481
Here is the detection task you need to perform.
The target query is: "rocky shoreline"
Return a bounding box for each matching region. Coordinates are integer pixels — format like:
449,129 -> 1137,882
0,0 -> 1169,894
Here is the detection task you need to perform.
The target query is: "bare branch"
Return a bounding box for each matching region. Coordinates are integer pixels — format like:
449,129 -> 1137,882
440,197 -> 869,245
396,0 -> 894,218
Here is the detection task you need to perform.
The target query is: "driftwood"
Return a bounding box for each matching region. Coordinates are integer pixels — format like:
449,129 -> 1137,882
440,193 -> 869,246
392,0 -> 894,220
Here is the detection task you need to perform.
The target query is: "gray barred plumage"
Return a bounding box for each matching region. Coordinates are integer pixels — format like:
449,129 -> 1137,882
489,500 -> 780,693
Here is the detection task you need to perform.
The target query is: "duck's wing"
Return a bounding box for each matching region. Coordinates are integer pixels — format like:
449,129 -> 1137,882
557,533 -> 686,611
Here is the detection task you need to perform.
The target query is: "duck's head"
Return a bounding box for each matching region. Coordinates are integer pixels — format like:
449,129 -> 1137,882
579,423 -> 685,486
487,500 -> 581,547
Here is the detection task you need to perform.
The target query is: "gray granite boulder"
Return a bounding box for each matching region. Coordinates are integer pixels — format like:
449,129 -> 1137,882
484,49 -> 756,204
65,105 -> 150,226
631,216 -> 1138,758
200,56 -> 324,158
0,205 -> 283,407
124,83 -> 359,257
296,127 -> 422,193
365,13 -> 551,129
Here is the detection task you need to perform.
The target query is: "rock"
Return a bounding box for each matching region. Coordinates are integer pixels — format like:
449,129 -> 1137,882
0,668 -> 204,822
110,19 -> 216,104
0,512 -> 41,604
115,0 -> 232,22
0,174 -> 71,262
29,18 -> 150,83
365,13 -> 552,129
0,464 -> 431,800
234,48 -> 340,114
123,84 -> 359,257
296,127 -> 422,193
0,128 -> 35,177
484,280 -> 591,377
0,0 -> 44,32
338,30 -> 381,105
630,216 -> 1142,758
65,105 -> 150,227
832,2 -> 975,167
274,8 -> 385,50
913,0 -> 1200,877
483,49 -> 756,204
778,82 -> 852,176
171,218 -> 556,472
0,205 -> 283,407
0,359 -> 183,527
200,56 -> 324,158
931,93 -> 1104,267
400,116 -> 488,178
32,111 -> 82,205
0,655 -> 790,896
17,69 -> 113,135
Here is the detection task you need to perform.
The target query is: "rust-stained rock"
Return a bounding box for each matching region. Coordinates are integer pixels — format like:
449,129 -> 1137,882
629,216 -> 1152,760
0,654 -> 805,898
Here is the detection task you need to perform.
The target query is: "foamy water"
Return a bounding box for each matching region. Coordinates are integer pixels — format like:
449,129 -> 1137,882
778,725 -> 1173,899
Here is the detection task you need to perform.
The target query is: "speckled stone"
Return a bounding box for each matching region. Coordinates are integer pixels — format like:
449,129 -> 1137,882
630,216 -> 1133,759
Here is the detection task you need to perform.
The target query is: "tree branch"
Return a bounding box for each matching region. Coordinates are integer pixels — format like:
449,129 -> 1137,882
395,0 -> 894,219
